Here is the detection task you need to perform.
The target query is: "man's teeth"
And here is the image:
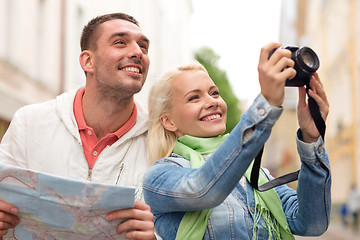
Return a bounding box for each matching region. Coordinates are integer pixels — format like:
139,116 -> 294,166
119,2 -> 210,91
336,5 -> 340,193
121,67 -> 140,73
202,114 -> 221,121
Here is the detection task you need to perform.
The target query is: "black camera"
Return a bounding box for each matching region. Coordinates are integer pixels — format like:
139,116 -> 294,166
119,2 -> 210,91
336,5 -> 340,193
269,46 -> 320,87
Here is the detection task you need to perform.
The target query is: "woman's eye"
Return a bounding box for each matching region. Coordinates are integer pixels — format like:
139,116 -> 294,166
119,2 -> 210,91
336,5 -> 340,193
188,95 -> 199,102
211,91 -> 220,96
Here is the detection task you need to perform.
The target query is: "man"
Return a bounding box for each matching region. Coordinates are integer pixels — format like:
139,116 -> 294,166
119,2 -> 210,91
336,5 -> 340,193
0,13 -> 154,239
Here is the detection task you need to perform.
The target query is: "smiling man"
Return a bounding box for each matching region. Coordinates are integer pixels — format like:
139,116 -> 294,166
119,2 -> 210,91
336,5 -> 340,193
0,13 -> 155,240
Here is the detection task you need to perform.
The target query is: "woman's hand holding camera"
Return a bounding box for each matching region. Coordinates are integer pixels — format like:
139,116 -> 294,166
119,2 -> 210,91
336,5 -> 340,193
258,42 -> 296,107
258,42 -> 329,143
297,73 -> 329,143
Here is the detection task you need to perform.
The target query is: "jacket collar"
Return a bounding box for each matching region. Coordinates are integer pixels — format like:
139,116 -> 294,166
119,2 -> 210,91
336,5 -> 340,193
55,86 -> 148,145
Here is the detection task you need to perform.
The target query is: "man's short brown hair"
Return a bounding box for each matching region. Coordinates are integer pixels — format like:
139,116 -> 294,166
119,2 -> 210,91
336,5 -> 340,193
80,13 -> 139,52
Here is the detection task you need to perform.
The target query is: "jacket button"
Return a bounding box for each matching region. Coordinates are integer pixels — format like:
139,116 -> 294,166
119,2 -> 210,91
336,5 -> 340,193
258,108 -> 265,116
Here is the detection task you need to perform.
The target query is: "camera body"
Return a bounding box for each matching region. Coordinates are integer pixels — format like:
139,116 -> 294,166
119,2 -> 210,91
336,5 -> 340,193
269,46 -> 320,87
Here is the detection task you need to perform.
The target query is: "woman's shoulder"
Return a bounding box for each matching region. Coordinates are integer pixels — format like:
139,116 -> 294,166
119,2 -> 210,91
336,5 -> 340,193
153,153 -> 191,168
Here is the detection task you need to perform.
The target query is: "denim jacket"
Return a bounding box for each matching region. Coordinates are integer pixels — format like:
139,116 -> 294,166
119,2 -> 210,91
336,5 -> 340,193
143,94 -> 331,240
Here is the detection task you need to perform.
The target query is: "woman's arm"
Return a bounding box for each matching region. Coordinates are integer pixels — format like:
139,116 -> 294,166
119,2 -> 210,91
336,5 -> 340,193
143,94 -> 282,214
144,42 -> 297,215
275,131 -> 331,236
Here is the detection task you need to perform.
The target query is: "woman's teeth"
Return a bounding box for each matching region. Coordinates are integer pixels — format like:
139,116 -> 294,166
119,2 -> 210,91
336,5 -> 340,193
202,114 -> 221,121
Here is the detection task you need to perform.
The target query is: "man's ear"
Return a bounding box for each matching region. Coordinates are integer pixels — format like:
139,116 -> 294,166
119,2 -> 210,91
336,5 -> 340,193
79,50 -> 94,74
160,114 -> 177,132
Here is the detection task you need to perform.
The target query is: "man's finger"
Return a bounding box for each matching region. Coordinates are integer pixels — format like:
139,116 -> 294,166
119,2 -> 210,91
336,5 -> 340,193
116,218 -> 154,234
125,229 -> 155,240
106,201 -> 153,221
0,201 -> 18,215
133,200 -> 151,211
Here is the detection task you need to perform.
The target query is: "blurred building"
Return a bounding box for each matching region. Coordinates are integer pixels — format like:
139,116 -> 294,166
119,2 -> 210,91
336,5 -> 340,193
264,0 -> 360,204
0,0 -> 193,140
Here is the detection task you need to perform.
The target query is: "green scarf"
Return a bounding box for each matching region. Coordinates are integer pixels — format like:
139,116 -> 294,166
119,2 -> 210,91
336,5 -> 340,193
173,135 -> 294,240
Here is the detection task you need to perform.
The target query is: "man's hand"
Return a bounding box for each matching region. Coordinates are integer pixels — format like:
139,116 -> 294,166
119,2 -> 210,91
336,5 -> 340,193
298,73 -> 329,143
0,200 -> 20,238
258,42 -> 296,107
106,200 -> 155,240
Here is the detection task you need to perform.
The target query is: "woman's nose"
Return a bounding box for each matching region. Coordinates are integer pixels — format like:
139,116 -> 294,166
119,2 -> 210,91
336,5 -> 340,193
204,96 -> 219,109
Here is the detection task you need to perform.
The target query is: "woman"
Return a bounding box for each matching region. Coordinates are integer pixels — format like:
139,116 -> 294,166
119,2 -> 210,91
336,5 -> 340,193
143,42 -> 331,240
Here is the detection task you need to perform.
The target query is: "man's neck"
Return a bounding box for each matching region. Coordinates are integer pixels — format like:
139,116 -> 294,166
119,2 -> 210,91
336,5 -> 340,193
81,88 -> 134,140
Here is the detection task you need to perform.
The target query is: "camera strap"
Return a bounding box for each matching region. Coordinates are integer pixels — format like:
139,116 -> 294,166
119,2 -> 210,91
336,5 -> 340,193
250,83 -> 326,192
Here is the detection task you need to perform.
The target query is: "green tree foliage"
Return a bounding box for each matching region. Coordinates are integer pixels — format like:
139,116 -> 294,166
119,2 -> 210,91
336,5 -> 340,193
195,47 -> 242,133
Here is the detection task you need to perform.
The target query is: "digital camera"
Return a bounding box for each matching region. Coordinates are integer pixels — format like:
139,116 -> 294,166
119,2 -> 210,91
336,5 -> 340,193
269,46 -> 320,87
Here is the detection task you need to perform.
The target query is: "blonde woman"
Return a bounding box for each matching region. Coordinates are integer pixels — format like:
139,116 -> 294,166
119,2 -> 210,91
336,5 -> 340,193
144,42 -> 331,240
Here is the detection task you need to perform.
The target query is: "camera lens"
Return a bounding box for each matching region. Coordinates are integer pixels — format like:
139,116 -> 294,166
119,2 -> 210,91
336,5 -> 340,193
297,47 -> 319,73
283,46 -> 320,87
302,50 -> 316,68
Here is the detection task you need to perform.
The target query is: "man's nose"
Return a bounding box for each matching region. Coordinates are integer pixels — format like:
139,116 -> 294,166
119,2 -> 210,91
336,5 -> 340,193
129,42 -> 143,59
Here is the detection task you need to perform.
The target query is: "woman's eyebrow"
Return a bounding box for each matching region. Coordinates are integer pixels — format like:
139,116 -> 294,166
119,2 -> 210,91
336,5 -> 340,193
184,89 -> 201,98
184,85 -> 218,97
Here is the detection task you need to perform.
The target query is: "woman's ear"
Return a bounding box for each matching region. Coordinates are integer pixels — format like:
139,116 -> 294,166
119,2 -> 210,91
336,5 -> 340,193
160,114 -> 178,132
79,50 -> 94,74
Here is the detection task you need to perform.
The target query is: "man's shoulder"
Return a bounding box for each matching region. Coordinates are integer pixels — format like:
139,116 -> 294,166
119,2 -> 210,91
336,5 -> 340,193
16,98 -> 57,117
132,99 -> 148,134
134,98 -> 148,118
14,88 -> 80,121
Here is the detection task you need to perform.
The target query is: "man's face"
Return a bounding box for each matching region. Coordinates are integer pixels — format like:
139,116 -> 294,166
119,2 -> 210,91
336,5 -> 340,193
89,19 -> 150,99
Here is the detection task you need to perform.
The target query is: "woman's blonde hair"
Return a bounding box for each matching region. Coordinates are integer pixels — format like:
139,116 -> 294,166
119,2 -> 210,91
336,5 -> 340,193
147,62 -> 208,164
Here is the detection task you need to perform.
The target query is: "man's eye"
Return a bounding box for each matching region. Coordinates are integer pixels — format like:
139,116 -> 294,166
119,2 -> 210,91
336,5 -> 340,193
115,40 -> 125,45
139,43 -> 148,49
139,44 -> 149,53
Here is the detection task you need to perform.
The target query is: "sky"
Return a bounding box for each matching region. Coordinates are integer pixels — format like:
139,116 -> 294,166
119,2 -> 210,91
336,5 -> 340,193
190,0 -> 283,104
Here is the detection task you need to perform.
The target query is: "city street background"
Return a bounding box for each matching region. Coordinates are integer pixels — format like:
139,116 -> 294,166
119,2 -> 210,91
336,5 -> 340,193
1,0 -> 360,239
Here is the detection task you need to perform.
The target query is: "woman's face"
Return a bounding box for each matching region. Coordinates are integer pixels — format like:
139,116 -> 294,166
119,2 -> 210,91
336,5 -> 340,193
162,70 -> 227,138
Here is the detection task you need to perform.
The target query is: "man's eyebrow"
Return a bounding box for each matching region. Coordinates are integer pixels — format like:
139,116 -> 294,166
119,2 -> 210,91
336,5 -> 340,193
141,36 -> 150,44
110,32 -> 128,39
110,32 -> 150,44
